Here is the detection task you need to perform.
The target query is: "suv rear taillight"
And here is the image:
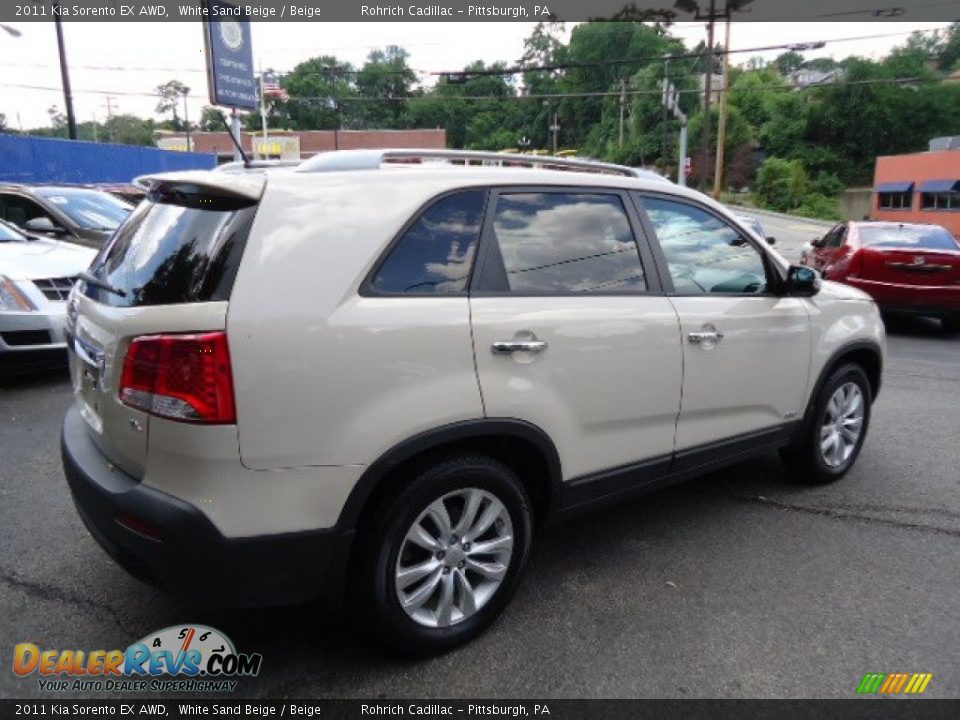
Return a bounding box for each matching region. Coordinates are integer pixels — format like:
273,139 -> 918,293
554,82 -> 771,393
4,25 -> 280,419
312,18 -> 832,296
119,332 -> 236,424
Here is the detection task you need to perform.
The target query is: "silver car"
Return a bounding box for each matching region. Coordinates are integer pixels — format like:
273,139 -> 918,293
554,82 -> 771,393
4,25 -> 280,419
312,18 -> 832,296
0,220 -> 96,373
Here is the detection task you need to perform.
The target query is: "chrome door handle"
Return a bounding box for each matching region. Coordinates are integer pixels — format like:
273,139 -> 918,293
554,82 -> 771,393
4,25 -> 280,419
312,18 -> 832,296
492,340 -> 548,355
687,331 -> 723,344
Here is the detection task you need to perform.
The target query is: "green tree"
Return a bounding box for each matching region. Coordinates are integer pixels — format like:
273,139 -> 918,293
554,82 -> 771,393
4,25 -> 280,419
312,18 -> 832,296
355,46 -> 418,128
937,22 -> 960,70
155,79 -> 190,131
773,51 -> 804,76
278,56 -> 357,130
558,21 -> 679,153
408,61 -> 520,149
754,157 -> 809,212
106,114 -> 157,145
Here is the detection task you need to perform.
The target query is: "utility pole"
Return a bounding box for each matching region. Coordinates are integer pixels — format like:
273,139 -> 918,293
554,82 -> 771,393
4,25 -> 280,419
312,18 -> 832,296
618,78 -> 627,149
230,108 -> 242,163
699,0 -> 716,192
662,55 -> 670,169
182,87 -> 191,152
53,4 -> 77,140
713,16 -> 732,199
103,96 -> 115,142
259,62 -> 268,158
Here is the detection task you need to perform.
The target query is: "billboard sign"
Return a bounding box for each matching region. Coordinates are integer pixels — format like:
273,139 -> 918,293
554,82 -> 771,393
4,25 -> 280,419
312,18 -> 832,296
203,0 -> 257,110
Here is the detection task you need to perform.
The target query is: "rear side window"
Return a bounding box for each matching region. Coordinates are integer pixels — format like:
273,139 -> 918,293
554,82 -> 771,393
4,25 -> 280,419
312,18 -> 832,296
82,187 -> 257,307
370,190 -> 486,294
488,192 -> 646,294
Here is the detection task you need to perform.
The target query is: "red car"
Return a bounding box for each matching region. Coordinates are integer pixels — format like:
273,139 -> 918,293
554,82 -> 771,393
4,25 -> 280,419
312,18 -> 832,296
801,221 -> 960,332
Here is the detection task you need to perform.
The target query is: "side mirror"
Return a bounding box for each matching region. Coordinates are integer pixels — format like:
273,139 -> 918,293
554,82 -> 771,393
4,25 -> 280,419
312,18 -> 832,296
786,265 -> 821,297
24,216 -> 62,235
810,236 -> 824,248
765,236 -> 777,245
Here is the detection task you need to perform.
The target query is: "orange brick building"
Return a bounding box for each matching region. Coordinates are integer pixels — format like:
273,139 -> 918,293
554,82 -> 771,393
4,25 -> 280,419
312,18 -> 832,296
873,145 -> 960,235
157,128 -> 446,161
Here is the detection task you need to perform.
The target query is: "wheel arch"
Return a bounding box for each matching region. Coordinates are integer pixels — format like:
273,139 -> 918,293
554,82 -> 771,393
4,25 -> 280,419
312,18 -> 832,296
805,340 -> 883,420
336,419 -> 564,536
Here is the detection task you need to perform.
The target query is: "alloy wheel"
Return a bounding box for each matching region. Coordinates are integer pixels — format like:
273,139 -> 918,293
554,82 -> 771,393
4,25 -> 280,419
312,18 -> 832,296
820,382 -> 865,468
395,487 -> 514,628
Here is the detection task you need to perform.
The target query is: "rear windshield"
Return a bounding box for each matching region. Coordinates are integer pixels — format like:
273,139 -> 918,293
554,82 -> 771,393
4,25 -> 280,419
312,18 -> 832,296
860,225 -> 960,251
82,187 -> 257,307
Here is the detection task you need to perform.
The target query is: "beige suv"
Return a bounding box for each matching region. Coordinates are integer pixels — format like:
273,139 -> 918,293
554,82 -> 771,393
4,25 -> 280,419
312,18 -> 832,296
62,150 -> 885,655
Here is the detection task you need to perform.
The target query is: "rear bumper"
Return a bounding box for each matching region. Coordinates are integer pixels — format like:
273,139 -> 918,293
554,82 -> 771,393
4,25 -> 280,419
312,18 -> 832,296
61,405 -> 353,608
845,277 -> 960,316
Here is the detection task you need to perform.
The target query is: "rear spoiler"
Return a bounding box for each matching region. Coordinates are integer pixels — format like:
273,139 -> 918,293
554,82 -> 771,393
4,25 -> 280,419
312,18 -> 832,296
133,170 -> 265,202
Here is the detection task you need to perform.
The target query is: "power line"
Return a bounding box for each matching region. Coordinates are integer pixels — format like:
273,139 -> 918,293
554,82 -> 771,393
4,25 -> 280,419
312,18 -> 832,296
0,74 -> 942,103
0,27 -> 940,80
431,28 -> 944,78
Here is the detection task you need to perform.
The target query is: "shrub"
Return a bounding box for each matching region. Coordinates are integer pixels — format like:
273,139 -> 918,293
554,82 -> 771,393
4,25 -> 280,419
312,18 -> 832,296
794,193 -> 843,221
753,157 -> 809,212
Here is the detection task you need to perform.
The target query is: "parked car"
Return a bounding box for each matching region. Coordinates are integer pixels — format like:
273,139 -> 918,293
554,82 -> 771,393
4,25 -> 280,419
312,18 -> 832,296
61,150 -> 885,655
0,184 -> 133,248
801,221 -> 960,331
736,214 -> 776,244
0,219 -> 96,373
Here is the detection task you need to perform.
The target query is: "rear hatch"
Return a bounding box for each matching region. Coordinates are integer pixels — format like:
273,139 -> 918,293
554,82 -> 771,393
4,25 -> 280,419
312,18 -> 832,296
858,224 -> 960,286
67,172 -> 263,478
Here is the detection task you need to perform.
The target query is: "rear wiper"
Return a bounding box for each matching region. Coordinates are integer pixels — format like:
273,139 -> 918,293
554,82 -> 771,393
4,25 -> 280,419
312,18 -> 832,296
78,271 -> 126,298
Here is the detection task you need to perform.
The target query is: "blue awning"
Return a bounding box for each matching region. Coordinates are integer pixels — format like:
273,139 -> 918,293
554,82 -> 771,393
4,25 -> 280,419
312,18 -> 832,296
874,181 -> 914,193
918,178 -> 960,192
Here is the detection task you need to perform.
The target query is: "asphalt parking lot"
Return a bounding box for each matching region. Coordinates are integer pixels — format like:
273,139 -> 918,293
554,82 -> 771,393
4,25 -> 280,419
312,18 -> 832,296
2,213 -> 958,699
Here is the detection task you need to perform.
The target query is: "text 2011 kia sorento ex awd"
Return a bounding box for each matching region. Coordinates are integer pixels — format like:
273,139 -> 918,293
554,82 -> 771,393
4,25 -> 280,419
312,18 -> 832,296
62,150 -> 885,655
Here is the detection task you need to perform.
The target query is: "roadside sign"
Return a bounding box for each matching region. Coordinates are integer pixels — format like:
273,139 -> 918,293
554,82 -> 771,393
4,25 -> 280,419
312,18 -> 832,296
202,0 -> 257,110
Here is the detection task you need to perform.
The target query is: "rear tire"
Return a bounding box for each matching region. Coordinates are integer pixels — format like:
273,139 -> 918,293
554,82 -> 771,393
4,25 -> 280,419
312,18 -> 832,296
942,315 -> 960,334
353,455 -> 533,657
780,363 -> 872,485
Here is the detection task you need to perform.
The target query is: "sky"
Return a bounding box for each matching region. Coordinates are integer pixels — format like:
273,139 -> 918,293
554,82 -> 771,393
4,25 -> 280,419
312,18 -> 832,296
0,20 -> 950,131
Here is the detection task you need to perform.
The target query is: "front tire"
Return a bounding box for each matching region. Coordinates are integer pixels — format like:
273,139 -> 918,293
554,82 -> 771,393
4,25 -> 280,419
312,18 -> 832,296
942,314 -> 960,334
780,363 -> 872,485
354,455 -> 533,656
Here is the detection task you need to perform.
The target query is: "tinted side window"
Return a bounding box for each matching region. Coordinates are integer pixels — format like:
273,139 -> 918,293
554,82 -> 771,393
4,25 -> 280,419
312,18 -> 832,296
823,224 -> 846,248
490,193 -> 646,293
643,197 -> 769,295
0,194 -> 50,228
371,190 -> 486,294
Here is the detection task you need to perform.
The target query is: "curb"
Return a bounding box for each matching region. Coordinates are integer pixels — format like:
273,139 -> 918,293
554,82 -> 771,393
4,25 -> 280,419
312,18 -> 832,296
726,203 -> 836,228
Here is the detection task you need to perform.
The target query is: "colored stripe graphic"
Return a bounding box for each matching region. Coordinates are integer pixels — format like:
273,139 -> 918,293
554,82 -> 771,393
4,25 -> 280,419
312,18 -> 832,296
857,673 -> 885,693
857,672 -> 932,694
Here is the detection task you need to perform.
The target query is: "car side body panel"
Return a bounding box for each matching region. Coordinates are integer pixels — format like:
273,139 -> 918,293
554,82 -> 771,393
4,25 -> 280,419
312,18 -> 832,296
228,172 -> 487,470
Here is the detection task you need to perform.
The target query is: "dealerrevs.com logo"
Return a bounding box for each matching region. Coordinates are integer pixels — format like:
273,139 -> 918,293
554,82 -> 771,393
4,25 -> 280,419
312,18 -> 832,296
13,625 -> 262,693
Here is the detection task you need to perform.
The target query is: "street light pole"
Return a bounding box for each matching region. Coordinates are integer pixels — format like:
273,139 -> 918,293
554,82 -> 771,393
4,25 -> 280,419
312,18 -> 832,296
53,4 -> 77,140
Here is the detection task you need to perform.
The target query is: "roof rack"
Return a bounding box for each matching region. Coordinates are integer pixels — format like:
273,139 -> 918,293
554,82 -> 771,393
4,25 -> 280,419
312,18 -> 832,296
295,149 -> 635,177
213,159 -> 301,173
